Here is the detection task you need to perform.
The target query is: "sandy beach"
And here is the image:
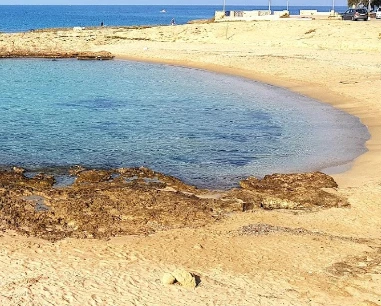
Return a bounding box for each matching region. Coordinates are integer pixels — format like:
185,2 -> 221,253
1,19 -> 381,305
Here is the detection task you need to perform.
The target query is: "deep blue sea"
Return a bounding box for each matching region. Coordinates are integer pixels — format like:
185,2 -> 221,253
0,59 -> 369,189
0,5 -> 348,33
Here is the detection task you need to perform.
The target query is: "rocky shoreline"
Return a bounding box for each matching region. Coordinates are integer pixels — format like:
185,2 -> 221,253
0,166 -> 347,241
0,50 -> 114,60
0,27 -> 349,242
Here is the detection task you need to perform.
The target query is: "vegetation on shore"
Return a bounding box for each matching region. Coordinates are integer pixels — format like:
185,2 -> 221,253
348,0 -> 381,7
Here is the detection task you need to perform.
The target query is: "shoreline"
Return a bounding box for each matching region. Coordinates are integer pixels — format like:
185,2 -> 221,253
115,54 -> 373,187
1,21 -> 381,305
0,55 -> 369,190
0,55 -> 369,189
1,22 -> 379,187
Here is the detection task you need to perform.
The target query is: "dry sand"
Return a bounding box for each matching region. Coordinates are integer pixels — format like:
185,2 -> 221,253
1,19 -> 381,305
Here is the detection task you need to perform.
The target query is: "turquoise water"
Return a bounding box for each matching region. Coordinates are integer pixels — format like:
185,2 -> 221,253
0,59 -> 369,189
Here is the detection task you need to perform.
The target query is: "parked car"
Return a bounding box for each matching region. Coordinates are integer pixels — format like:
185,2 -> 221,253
376,7 -> 381,19
341,8 -> 368,21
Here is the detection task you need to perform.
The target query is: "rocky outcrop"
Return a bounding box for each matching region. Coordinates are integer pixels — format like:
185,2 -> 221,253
0,168 -> 348,241
224,172 -> 348,211
76,51 -> 114,60
0,169 -> 54,189
240,172 -> 338,190
0,50 -> 114,60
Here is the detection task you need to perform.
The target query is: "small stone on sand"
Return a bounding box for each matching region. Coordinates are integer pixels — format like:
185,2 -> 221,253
162,272 -> 176,285
172,269 -> 196,289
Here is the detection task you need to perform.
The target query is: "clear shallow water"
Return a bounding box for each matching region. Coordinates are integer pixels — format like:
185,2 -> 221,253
0,5 -> 347,33
0,59 -> 369,189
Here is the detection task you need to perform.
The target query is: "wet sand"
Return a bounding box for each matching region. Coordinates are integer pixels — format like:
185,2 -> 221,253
1,20 -> 381,305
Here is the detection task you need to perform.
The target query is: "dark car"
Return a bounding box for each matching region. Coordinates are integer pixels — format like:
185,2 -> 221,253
341,8 -> 368,21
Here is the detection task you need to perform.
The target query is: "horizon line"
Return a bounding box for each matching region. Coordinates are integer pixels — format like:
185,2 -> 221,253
0,4 -> 348,6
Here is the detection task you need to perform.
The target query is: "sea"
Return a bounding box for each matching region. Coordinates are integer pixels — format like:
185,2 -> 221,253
0,5 -> 348,33
0,5 -> 367,190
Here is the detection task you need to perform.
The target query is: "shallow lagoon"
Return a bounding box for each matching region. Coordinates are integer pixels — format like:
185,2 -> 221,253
0,59 -> 369,189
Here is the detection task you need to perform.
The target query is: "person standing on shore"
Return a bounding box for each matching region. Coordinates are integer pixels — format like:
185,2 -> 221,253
171,18 -> 175,25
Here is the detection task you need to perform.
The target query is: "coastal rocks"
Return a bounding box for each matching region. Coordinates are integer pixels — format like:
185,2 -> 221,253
0,169 -> 55,189
76,51 -> 114,60
240,172 -> 338,190
75,169 -> 113,184
162,269 -> 197,289
260,197 -> 301,210
12,166 -> 26,174
225,172 -> 348,211
0,50 -> 114,60
0,168 -> 219,241
0,168 -> 348,241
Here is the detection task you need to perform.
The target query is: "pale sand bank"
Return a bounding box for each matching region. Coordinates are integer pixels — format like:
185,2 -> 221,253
1,20 -> 381,305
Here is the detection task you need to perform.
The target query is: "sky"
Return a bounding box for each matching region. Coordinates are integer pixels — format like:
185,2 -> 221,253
0,1 -> 348,6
